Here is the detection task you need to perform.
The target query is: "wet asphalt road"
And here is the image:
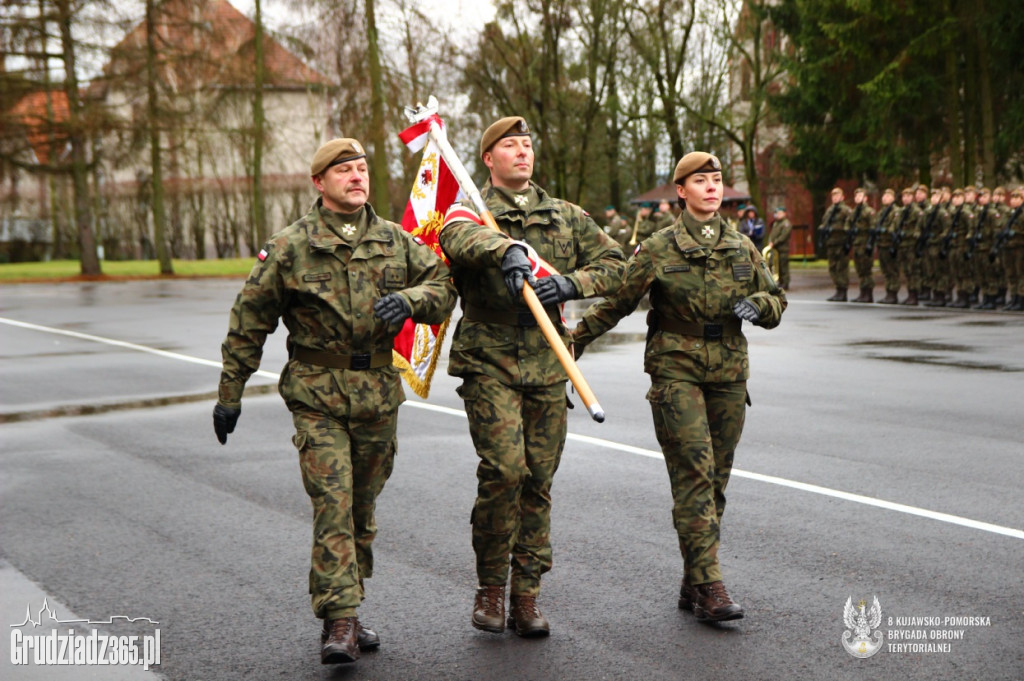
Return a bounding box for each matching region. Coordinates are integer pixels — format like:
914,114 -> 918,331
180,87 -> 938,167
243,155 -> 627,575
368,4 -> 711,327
1,273 -> 1022,681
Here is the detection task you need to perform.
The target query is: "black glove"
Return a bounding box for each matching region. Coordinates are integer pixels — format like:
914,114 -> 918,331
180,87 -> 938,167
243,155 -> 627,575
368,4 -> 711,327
501,246 -> 534,298
733,298 -> 760,322
213,403 -> 241,445
374,293 -> 412,324
532,275 -> 578,306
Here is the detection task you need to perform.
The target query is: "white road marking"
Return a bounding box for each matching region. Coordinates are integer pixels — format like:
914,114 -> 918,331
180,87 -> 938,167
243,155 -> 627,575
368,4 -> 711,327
3,315 -> 1022,541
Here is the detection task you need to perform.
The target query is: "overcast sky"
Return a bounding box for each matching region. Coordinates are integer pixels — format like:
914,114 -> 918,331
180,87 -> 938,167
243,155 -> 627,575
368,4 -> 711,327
235,0 -> 496,37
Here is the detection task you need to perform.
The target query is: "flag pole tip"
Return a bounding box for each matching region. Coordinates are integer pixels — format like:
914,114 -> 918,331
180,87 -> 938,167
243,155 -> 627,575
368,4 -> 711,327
588,404 -> 605,423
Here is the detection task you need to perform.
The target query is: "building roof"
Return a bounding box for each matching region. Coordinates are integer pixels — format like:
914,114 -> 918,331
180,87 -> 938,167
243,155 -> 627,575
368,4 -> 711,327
98,0 -> 330,95
8,90 -> 70,165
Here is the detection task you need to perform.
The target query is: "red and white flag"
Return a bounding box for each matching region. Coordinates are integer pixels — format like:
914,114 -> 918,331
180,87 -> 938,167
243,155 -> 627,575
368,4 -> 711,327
392,116 -> 461,398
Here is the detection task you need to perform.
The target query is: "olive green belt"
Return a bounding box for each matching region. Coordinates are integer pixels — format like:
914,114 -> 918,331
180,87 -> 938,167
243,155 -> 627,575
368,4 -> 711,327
291,345 -> 392,370
651,313 -> 741,339
463,303 -> 560,327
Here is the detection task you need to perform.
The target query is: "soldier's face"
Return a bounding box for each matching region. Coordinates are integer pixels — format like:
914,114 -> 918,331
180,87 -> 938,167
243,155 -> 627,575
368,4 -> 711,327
881,194 -> 894,206
930,193 -> 941,205
854,192 -> 866,204
965,191 -> 977,202
484,136 -> 534,190
1010,195 -> 1023,208
831,191 -> 843,204
993,192 -> 1005,203
901,194 -> 913,205
952,195 -> 964,206
915,190 -> 927,203
676,172 -> 723,219
313,159 -> 370,213
979,193 -> 990,205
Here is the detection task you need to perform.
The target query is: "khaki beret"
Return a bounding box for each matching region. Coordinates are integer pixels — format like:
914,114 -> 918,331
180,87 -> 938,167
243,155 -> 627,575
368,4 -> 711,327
882,188 -> 896,197
901,187 -> 915,195
930,187 -> 942,196
854,187 -> 866,194
964,185 -> 977,193
831,186 -> 844,195
1009,188 -> 1022,198
672,152 -> 722,183
480,116 -> 530,156
978,187 -> 991,196
993,185 -> 1007,194
952,188 -> 964,197
915,184 -> 929,194
310,138 -> 366,176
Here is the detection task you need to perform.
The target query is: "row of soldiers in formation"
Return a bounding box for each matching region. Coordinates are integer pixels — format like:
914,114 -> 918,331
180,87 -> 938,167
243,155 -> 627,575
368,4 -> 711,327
818,184 -> 1024,311
603,201 -> 677,248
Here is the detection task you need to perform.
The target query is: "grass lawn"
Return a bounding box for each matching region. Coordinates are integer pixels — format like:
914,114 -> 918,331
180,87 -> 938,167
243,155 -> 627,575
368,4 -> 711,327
0,258 -> 256,282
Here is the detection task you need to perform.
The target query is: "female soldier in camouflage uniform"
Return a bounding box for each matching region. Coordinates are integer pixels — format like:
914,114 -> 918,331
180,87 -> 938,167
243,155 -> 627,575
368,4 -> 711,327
573,152 -> 786,622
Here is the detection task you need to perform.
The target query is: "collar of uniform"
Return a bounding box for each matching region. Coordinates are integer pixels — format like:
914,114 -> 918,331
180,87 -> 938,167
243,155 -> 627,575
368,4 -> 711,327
484,181 -> 551,217
308,201 -> 390,251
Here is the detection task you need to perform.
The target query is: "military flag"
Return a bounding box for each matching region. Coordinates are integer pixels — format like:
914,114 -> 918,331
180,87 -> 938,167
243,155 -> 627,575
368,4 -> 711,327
393,115 -> 460,397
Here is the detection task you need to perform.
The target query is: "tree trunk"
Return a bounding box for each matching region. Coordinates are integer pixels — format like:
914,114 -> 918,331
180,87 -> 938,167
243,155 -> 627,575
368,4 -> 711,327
252,0 -> 267,242
146,0 -> 172,274
365,0 -> 389,215
55,0 -> 100,275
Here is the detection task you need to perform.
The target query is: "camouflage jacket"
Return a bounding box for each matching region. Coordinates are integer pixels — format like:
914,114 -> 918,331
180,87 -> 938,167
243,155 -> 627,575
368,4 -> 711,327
218,200 -> 456,409
574,212 -> 787,385
894,203 -> 924,244
818,202 -> 851,247
973,204 -> 1005,251
768,217 -> 792,251
921,204 -> 952,248
439,181 -> 625,387
872,204 -> 898,247
848,203 -> 876,246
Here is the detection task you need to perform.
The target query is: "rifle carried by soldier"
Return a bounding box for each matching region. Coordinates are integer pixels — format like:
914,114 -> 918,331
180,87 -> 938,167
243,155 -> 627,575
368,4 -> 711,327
965,205 -> 988,261
890,205 -> 911,257
867,204 -> 892,256
818,204 -> 838,252
942,205 -> 963,259
989,208 -> 1020,262
915,206 -> 938,258
845,203 -> 862,253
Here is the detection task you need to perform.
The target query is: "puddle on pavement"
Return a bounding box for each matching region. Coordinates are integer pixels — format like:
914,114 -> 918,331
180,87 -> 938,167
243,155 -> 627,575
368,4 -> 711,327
870,355 -> 1019,372
850,339 -> 972,352
958,320 -> 1014,327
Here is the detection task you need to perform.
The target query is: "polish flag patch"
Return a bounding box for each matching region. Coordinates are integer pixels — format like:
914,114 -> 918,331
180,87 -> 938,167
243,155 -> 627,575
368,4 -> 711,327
258,249 -> 268,261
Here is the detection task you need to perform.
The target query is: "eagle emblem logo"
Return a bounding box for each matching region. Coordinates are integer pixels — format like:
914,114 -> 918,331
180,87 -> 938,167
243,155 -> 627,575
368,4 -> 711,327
842,596 -> 884,658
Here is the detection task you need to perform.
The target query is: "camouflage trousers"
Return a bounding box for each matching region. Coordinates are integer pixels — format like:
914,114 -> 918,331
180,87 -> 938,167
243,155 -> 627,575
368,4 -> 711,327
924,247 -> 950,292
975,253 -> 1004,295
897,245 -> 923,292
826,245 -> 850,289
878,242 -> 900,293
282,364 -> 402,621
1004,246 -> 1024,296
458,374 -> 567,597
647,379 -> 746,586
852,245 -> 874,289
775,250 -> 791,290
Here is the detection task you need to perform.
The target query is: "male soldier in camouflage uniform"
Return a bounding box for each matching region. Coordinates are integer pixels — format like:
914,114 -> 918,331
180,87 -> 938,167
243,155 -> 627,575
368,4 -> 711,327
895,187 -> 925,305
212,138 -> 456,665
604,205 -> 631,246
912,185 -> 934,301
438,116 -> 624,637
657,199 -> 677,230
946,189 -> 975,308
991,186 -> 1012,306
848,188 -> 876,302
873,189 -> 900,304
992,188 -> 1023,311
818,187 -> 852,301
767,206 -> 792,289
972,188 -> 1004,309
574,152 -> 786,623
920,188 -> 952,306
